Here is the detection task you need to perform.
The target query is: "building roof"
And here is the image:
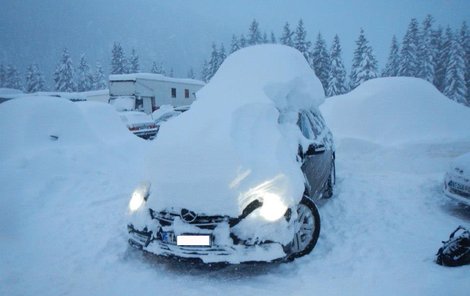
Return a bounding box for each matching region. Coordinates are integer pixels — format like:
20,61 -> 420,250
109,73 -> 205,86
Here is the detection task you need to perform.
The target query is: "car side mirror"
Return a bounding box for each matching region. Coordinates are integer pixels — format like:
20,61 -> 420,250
305,143 -> 325,156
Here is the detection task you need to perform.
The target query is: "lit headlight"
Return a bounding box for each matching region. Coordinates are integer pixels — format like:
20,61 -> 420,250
129,181 -> 150,212
259,193 -> 288,221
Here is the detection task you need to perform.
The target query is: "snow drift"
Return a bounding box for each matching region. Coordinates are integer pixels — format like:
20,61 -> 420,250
321,77 -> 470,146
146,45 -> 325,217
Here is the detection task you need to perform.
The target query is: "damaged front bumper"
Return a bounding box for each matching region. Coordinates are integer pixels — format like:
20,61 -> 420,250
127,209 -> 289,264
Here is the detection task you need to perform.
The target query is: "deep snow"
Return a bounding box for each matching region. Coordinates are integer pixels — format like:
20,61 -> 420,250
1,77 -> 470,295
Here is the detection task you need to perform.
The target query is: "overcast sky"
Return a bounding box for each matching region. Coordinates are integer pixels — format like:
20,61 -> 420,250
0,0 -> 468,81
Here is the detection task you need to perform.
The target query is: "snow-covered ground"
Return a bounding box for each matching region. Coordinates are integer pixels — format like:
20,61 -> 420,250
1,77 -> 470,295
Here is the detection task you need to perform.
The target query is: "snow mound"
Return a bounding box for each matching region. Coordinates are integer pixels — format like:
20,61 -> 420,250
0,96 -> 138,160
321,77 -> 470,146
146,45 -> 325,217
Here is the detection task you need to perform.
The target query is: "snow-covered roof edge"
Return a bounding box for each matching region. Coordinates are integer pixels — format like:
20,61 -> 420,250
109,73 -> 205,86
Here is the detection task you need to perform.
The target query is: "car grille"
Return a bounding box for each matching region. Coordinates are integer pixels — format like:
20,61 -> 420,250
448,181 -> 470,198
150,209 -> 229,230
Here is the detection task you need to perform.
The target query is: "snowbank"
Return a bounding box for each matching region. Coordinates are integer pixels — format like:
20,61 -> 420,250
321,77 -> 470,146
0,96 -> 140,161
146,45 -> 325,216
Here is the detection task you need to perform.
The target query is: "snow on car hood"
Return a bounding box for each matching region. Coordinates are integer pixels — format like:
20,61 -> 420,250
450,152 -> 470,177
145,45 -> 324,217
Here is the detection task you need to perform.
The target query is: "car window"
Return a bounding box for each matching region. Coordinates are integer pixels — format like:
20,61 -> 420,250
298,112 -> 314,140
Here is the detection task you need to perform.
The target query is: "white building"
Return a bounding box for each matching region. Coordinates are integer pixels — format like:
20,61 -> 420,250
108,73 -> 205,114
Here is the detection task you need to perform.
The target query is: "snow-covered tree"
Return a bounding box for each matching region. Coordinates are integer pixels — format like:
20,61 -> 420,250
93,63 -> 107,90
201,59 -> 210,82
262,32 -> 268,43
4,65 -> 22,90
25,64 -> 46,93
54,48 -> 75,92
349,29 -> 378,90
0,64 -> 5,87
187,68 -> 195,79
207,43 -> 220,81
77,54 -> 93,92
326,35 -> 347,97
129,48 -> 140,73
399,18 -> 420,77
310,33 -> 330,90
417,15 -> 435,82
248,19 -> 262,45
168,68 -> 174,78
459,22 -> 470,105
326,35 -> 348,97
239,34 -> 247,48
270,31 -> 277,44
150,61 -> 165,75
111,42 -> 128,74
294,19 -> 311,61
230,34 -> 240,53
382,35 -> 400,77
218,43 -> 227,68
280,22 -> 294,47
443,31 -> 467,105
434,27 -> 453,92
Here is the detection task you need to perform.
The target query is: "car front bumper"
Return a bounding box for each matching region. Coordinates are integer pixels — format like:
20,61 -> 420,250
443,174 -> 470,206
127,224 -> 287,264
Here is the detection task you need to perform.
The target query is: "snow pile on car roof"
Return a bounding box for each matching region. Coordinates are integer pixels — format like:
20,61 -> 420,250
0,96 -> 139,160
146,45 -> 324,216
321,77 -> 470,146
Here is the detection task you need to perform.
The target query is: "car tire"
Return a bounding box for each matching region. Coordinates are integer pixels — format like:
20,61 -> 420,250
323,160 -> 335,199
284,196 -> 321,261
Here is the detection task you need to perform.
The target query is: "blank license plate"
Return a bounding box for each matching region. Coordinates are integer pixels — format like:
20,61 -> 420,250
177,235 -> 211,246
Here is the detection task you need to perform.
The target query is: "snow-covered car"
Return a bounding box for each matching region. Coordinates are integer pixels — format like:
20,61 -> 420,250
152,105 -> 184,130
444,152 -> 470,206
126,45 -> 335,264
119,111 -> 158,139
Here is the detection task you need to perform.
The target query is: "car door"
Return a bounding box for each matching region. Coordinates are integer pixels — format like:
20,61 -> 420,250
298,110 -> 333,199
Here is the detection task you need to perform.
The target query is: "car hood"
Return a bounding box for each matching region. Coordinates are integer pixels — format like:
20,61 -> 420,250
449,152 -> 470,179
144,45 -> 325,217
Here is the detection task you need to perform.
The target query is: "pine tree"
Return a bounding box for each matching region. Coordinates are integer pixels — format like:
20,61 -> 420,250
326,35 -> 347,97
93,63 -> 107,90
0,64 -> 6,87
294,19 -> 311,61
239,34 -> 247,48
248,19 -> 262,45
280,22 -> 294,47
129,48 -> 140,73
310,33 -> 330,91
150,62 -> 165,75
434,27 -> 453,92
25,64 -> 46,93
399,18 -> 420,77
207,43 -> 220,81
54,48 -> 75,92
4,65 -> 22,90
459,22 -> 470,105
187,68 -> 195,79
77,54 -> 93,92
270,31 -> 277,44
262,32 -> 268,43
382,35 -> 400,77
417,15 -> 435,82
218,43 -> 227,68
349,29 -> 378,90
111,42 -> 128,74
443,30 -> 467,105
230,34 -> 240,53
201,59 -> 210,82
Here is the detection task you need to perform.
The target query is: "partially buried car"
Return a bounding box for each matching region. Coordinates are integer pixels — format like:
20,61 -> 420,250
444,152 -> 470,206
127,45 -> 335,264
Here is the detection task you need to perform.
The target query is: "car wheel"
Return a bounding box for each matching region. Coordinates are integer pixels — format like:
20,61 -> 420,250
284,196 -> 321,260
323,160 -> 335,199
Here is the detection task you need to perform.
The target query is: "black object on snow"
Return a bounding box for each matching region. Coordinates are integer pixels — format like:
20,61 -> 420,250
436,226 -> 470,267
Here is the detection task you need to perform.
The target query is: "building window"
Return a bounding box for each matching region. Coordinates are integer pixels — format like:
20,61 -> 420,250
184,89 -> 189,98
171,88 -> 176,98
